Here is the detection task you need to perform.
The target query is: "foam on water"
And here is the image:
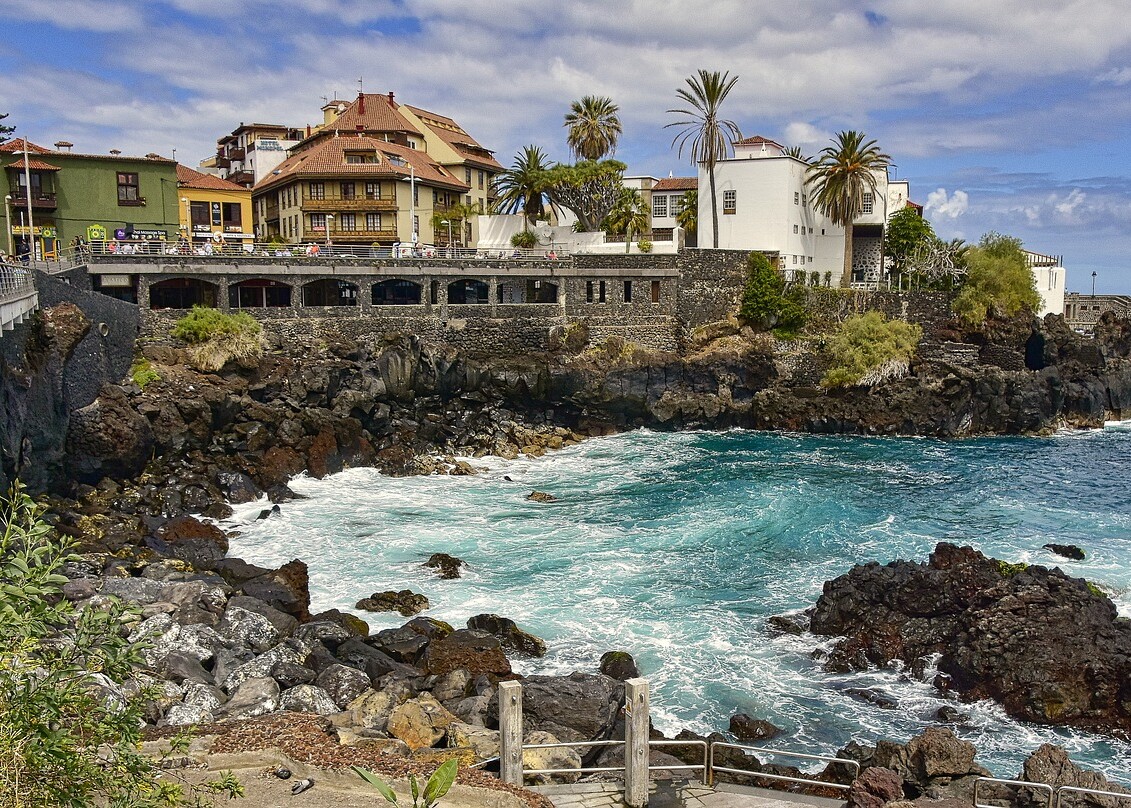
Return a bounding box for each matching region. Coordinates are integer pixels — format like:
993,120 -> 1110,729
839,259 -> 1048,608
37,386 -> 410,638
225,429 -> 1131,781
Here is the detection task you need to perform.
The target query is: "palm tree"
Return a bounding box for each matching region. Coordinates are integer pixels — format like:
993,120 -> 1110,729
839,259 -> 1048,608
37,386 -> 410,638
430,201 -> 478,250
564,96 -> 622,161
675,190 -> 697,243
665,70 -> 741,249
784,145 -> 807,161
491,145 -> 553,230
604,189 -> 650,253
806,130 -> 892,287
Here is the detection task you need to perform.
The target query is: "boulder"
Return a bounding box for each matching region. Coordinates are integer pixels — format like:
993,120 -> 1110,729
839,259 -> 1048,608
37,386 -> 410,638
158,651 -> 214,685
217,471 -> 263,504
279,684 -> 339,715
269,661 -> 316,689
221,676 -> 280,719
499,672 -> 623,743
403,616 -> 454,640
306,608 -> 369,639
423,629 -> 512,678
65,384 -> 155,483
225,595 -> 299,637
467,614 -> 547,657
372,626 -> 430,663
219,605 -> 281,652
163,703 -> 214,727
295,619 -> 356,650
872,728 -> 989,801
729,714 -> 781,742
446,721 -> 500,762
522,730 -> 581,784
598,650 -> 640,680
316,664 -> 372,709
220,638 -> 312,693
147,516 -> 229,571
526,491 -> 557,503
346,688 -> 403,733
334,638 -> 416,683
238,560 -> 311,621
847,767 -> 904,808
1019,744 -> 1131,808
355,590 -> 430,616
424,553 -> 466,579
430,668 -> 472,702
1043,543 -> 1086,561
387,693 -> 458,750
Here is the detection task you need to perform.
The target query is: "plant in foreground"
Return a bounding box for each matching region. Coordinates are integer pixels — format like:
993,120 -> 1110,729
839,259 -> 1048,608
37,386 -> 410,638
354,759 -> 458,808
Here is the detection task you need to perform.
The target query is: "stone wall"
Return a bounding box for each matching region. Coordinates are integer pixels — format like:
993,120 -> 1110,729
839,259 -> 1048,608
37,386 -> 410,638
801,289 -> 955,339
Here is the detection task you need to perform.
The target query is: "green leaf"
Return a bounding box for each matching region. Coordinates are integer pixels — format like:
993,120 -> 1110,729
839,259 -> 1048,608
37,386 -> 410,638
354,766 -> 400,806
422,759 -> 458,807
410,773 -> 420,806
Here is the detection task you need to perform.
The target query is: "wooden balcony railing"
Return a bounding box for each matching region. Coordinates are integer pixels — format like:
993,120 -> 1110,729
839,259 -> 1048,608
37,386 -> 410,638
303,198 -> 397,212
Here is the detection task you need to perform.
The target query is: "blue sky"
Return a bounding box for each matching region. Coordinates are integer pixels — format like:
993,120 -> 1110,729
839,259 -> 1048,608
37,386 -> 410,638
2,0 -> 1130,292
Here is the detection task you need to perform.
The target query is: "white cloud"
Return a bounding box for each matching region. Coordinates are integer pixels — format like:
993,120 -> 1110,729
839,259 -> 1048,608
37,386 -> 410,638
1096,67 -> 1131,85
782,122 -> 833,153
925,188 -> 969,219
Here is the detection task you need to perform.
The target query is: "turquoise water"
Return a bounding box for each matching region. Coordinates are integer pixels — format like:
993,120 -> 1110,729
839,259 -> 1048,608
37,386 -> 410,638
225,429 -> 1131,782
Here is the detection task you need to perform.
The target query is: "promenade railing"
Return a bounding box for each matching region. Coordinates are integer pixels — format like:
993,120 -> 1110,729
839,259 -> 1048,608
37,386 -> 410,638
80,241 -> 572,262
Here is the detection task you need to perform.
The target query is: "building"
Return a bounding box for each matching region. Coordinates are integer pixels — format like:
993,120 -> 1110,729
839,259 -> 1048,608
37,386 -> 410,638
1063,293 -> 1129,332
1023,249 -> 1066,317
203,123 -> 304,188
698,135 -> 912,285
176,165 -> 253,250
250,93 -> 500,250
1,138 -> 177,258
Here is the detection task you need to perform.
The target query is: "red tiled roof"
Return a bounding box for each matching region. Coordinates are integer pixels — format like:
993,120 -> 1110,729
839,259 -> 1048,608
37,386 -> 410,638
734,135 -> 785,150
0,138 -> 52,154
177,164 -> 248,191
252,134 -> 469,194
20,158 -> 61,171
325,93 -> 421,138
654,177 -> 697,192
403,105 -> 503,171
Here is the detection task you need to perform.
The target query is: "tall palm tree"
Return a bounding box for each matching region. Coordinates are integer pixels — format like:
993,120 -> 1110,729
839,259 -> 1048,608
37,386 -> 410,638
564,96 -> 622,161
665,70 -> 741,249
806,130 -> 892,287
604,188 -> 650,253
675,190 -> 698,242
784,145 -> 807,161
491,145 -> 553,230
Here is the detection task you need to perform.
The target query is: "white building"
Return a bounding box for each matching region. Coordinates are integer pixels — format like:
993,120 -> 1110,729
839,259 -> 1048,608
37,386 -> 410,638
1023,249 -> 1066,316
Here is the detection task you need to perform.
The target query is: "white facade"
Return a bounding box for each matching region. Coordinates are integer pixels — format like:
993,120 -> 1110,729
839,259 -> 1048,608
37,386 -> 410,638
1024,250 -> 1066,316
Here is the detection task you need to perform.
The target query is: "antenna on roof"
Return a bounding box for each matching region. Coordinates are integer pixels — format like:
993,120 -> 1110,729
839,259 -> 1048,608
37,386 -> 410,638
358,76 -> 363,93
320,95 -> 328,103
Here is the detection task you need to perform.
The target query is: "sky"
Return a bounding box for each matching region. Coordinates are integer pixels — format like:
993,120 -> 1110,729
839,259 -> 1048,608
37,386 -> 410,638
2,0 -> 1130,293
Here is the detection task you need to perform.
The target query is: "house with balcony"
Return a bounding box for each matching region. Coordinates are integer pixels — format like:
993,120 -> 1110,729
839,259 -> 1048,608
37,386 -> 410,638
250,93 -> 478,249
1,138 -> 177,258
176,165 -> 253,250
204,123 -> 304,189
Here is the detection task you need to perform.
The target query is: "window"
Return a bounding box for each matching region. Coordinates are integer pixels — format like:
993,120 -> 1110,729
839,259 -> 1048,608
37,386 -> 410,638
651,280 -> 660,303
862,192 -> 874,214
465,168 -> 472,184
670,194 -> 682,213
802,194 -> 807,206
599,280 -> 606,303
341,182 -> 356,200
653,195 -> 668,218
413,214 -> 419,235
413,186 -> 419,206
345,154 -> 364,164
366,213 -> 382,230
586,281 -> 594,303
624,280 -> 632,302
794,192 -> 799,205
309,182 -> 325,200
792,255 -> 798,264
723,190 -> 736,214
116,172 -> 141,204
478,170 -> 485,190
809,227 -> 813,234
793,224 -> 799,234
222,202 -> 241,228
310,213 -> 326,231
365,182 -> 381,199
339,213 -> 356,231
190,201 -> 209,229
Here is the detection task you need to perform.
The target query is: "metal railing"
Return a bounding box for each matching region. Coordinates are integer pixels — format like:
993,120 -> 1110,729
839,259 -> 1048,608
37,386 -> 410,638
522,739 -> 626,777
974,777 -> 1131,808
0,262 -> 37,302
650,738 -> 708,782
708,743 -> 859,792
1056,786 -> 1131,808
81,241 -> 572,261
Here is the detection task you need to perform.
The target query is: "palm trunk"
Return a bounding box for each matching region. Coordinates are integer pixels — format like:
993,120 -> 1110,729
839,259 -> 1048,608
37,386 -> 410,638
840,223 -> 854,288
625,226 -> 632,254
709,161 -> 719,249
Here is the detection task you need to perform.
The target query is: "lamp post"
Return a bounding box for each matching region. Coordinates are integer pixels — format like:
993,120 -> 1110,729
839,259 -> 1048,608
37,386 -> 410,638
20,145 -> 34,260
1092,271 -> 1097,298
325,214 -> 334,254
399,165 -> 416,248
441,218 -> 452,257
3,195 -> 12,257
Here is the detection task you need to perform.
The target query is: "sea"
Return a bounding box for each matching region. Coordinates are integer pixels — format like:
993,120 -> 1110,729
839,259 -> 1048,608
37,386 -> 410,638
224,428 -> 1131,782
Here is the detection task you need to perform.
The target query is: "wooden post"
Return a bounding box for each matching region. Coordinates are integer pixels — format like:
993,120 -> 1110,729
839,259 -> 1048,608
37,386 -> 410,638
499,680 -> 523,786
624,678 -> 650,808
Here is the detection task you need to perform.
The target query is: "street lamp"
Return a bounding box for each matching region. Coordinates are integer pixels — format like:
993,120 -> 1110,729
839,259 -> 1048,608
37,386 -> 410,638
3,195 -> 12,257
1092,271 -> 1097,298
440,218 -> 452,257
398,165 -> 416,248
325,214 -> 334,254
19,145 -> 34,260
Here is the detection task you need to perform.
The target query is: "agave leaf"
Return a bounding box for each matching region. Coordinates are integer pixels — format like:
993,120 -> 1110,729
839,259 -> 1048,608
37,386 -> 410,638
354,766 -> 400,806
422,759 -> 458,807
410,773 -> 420,806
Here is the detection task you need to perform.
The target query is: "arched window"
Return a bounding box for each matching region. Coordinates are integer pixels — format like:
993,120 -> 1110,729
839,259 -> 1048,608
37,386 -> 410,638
303,279 -> 359,306
372,279 -> 423,305
228,279 -> 292,308
149,277 -> 219,309
448,279 -> 489,304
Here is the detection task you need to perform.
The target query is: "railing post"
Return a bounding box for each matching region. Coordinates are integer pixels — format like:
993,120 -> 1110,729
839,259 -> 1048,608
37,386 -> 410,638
624,677 -> 649,808
499,680 -> 523,786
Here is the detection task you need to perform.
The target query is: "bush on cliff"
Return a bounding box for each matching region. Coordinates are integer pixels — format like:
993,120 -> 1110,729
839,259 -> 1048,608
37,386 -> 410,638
821,312 -> 922,388
953,232 -> 1041,325
739,251 -> 805,334
171,306 -> 264,372
0,483 -> 241,805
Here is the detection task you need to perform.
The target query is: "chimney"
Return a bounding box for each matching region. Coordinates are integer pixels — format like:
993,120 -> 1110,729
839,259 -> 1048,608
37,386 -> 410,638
387,91 -> 396,108
145,152 -> 161,159
109,149 -> 121,156
54,141 -> 73,152
357,92 -> 366,115
306,124 -> 311,138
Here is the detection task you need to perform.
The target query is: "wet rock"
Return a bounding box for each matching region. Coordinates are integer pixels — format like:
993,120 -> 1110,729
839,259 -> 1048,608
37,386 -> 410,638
422,629 -> 511,678
467,613 -> 546,657
147,516 -> 229,571
526,491 -> 557,503
847,767 -> 904,808
729,714 -> 781,742
355,590 -> 430,616
423,553 -> 466,580
217,471 -> 263,504
1043,543 -> 1085,561
767,612 -> 810,635
846,688 -> 898,710
598,650 -> 640,681
936,706 -> 966,723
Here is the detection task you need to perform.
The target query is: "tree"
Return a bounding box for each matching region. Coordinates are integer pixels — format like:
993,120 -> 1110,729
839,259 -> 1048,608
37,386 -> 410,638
883,206 -> 936,281
0,483 -> 241,805
675,189 -> 697,240
738,251 -> 804,332
430,201 -> 477,249
806,130 -> 892,288
564,96 -> 622,162
952,232 -> 1041,325
603,188 -> 649,253
543,159 -> 626,232
821,312 -> 923,388
666,70 -> 741,249
784,145 -> 807,161
491,145 -> 553,230
0,114 -> 13,145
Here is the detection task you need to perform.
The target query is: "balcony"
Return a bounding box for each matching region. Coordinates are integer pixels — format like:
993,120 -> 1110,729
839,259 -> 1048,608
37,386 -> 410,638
8,192 -> 57,211
214,156 -> 231,169
303,198 -> 397,212
325,229 -> 400,242
227,171 -> 255,186
226,147 -> 245,160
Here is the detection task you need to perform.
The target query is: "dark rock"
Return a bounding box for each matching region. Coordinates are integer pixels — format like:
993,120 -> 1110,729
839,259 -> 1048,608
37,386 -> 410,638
308,608 -> 370,639
214,558 -> 272,587
423,552 -> 466,579
402,616 -> 454,640
1043,543 -> 1086,561
238,559 -> 311,621
767,612 -> 810,635
335,638 -> 417,683
729,713 -> 781,742
847,767 -> 904,808
355,589 -> 429,616
467,613 -> 546,657
492,672 -> 623,743
147,516 -> 229,571
270,661 -> 317,689
315,663 -> 372,709
372,626 -> 430,664
423,629 -> 511,678
256,505 -> 281,520
217,471 -> 263,504
846,688 -> 898,710
295,620 -> 356,651
1019,744 -> 1131,807
225,595 -> 299,637
598,651 -> 640,681
526,491 -> 557,503
159,651 -> 214,685
936,706 -> 966,723
65,384 -> 154,484
872,728 -> 989,801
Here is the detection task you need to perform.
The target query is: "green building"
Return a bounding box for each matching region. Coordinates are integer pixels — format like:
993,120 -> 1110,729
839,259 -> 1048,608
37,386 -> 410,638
1,138 -> 178,259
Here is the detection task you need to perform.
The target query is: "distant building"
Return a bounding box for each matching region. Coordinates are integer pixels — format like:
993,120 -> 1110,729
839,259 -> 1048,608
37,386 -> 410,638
1,138 -> 177,258
176,165 -> 253,249
1064,292 -> 1131,332
202,123 -> 304,188
621,175 -> 697,245
1022,249 -> 1066,317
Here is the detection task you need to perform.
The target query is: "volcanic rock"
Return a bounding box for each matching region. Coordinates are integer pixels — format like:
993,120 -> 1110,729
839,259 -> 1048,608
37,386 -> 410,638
424,552 -> 466,579
355,589 -> 430,616
467,613 -> 547,657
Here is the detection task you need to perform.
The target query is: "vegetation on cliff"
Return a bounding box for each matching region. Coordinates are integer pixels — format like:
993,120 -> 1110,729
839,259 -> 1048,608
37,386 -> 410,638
738,251 -> 805,334
0,484 -> 240,805
953,232 -> 1041,325
821,312 -> 923,388
171,305 -> 264,372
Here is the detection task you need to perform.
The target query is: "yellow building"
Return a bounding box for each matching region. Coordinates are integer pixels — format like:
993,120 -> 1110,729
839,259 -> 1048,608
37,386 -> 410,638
176,165 -> 253,250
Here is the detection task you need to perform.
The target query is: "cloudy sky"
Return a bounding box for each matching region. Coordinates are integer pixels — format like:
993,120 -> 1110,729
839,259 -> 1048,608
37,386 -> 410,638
3,0 -> 1130,292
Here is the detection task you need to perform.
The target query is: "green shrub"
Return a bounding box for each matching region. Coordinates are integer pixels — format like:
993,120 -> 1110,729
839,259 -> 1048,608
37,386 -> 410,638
739,251 -> 805,332
637,239 -> 653,253
953,232 -> 1041,325
996,559 -> 1029,577
0,483 -> 242,805
821,312 -> 922,388
129,358 -> 160,390
172,306 -> 264,372
510,230 -> 537,249
355,758 -> 458,808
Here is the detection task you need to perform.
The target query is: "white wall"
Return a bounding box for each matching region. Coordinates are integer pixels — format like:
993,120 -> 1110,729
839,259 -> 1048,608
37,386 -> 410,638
1031,264 -> 1066,316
